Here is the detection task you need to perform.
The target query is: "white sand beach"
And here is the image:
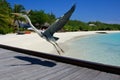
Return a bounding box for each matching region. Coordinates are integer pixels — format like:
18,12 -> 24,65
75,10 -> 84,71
0,31 -> 120,55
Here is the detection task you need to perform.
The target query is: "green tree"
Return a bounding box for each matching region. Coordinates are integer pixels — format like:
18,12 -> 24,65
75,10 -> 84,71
29,10 -> 50,28
13,4 -> 25,13
63,20 -> 89,31
47,12 -> 56,24
0,0 -> 13,34
12,4 -> 25,32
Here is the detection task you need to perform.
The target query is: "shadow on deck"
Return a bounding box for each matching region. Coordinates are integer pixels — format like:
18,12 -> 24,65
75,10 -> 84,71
0,44 -> 120,75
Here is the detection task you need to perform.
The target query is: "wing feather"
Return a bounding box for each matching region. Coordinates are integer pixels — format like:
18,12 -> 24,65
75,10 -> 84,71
43,4 -> 76,36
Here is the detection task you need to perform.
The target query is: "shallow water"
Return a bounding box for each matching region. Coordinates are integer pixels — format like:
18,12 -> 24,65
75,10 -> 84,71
65,33 -> 120,66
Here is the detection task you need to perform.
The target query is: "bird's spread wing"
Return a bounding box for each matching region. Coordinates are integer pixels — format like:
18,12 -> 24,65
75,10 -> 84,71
43,4 -> 76,36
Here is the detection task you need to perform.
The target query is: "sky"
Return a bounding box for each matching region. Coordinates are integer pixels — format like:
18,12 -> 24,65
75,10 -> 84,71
7,0 -> 120,24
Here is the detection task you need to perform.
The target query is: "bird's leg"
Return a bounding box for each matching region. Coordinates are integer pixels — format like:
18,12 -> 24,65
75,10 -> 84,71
49,41 -> 61,55
55,42 -> 64,53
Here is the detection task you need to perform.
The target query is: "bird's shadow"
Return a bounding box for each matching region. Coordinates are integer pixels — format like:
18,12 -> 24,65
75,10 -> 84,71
11,56 -> 56,67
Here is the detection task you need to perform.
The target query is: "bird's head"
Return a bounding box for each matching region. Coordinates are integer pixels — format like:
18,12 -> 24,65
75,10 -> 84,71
11,13 -> 27,18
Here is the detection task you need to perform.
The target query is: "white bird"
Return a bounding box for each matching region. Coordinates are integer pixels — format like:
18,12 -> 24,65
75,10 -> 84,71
12,4 -> 76,55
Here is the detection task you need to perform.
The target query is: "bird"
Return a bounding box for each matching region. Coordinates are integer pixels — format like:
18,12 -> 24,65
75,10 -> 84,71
21,10 -> 32,15
12,4 -> 76,55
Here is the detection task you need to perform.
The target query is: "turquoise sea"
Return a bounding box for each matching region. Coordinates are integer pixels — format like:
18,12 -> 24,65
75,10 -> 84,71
65,32 -> 120,66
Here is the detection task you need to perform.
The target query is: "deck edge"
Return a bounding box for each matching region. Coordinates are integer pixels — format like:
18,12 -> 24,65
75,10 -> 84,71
0,44 -> 120,75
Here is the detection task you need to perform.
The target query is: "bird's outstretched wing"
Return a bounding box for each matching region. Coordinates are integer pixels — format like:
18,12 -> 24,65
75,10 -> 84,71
43,4 -> 76,36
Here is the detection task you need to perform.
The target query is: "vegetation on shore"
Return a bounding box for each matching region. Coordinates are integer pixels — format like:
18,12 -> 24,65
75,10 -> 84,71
0,0 -> 120,34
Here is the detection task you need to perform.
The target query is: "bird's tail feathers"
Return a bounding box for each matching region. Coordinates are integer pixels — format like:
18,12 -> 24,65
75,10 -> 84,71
53,37 -> 59,41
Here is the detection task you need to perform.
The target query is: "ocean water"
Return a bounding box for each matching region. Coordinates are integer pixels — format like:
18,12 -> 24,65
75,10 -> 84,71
65,33 -> 120,66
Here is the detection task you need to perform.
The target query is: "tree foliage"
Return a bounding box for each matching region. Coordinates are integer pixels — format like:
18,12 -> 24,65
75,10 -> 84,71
29,10 -> 48,27
29,10 -> 56,29
11,4 -> 26,32
0,0 -> 13,34
12,4 -> 25,13
0,0 -> 120,34
88,21 -> 120,31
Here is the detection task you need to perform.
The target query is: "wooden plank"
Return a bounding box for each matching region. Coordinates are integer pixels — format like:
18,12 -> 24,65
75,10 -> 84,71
24,63 -> 72,80
39,66 -> 77,80
93,72 -> 120,80
0,48 -> 13,53
45,66 -> 81,80
61,68 -> 87,80
0,48 -> 120,80
10,63 -> 62,80
73,68 -> 100,80
1,45 -> 120,75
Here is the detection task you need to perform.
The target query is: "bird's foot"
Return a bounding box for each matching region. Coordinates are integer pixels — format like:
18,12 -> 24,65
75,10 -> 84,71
57,50 -> 61,55
61,49 -> 65,53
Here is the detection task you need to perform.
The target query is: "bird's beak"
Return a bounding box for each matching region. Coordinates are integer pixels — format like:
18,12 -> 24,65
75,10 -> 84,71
11,13 -> 22,17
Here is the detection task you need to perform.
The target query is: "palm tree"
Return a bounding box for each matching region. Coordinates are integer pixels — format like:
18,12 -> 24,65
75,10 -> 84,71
0,0 -> 12,34
12,4 -> 25,32
13,4 -> 25,13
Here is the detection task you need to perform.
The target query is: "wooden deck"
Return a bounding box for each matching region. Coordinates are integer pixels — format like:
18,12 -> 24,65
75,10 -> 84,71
0,48 -> 120,80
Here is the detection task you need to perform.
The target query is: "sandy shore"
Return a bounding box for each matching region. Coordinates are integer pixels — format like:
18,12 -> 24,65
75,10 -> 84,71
0,31 -> 120,55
